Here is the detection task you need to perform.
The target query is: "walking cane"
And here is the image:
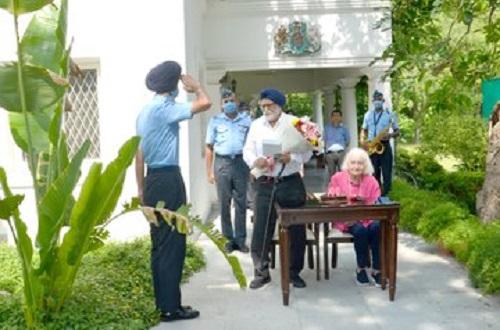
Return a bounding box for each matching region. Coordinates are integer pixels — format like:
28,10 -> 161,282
259,161 -> 286,269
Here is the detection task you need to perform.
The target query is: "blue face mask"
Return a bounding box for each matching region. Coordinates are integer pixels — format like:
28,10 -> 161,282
223,101 -> 237,114
169,89 -> 179,98
373,100 -> 384,110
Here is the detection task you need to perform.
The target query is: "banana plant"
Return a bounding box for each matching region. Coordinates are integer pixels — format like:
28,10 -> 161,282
142,203 -> 248,289
0,1 -> 140,327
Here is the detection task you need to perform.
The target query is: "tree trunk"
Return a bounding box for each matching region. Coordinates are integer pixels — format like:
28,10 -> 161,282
477,123 -> 500,223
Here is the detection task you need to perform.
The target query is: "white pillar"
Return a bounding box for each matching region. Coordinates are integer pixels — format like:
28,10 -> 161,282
312,90 -> 324,134
339,77 -> 360,148
361,66 -> 392,110
323,87 -> 335,118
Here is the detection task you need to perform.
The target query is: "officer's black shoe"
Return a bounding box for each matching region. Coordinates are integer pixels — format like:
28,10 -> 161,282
237,244 -> 250,253
224,242 -> 235,253
291,275 -> 306,288
160,306 -> 200,322
249,276 -> 271,289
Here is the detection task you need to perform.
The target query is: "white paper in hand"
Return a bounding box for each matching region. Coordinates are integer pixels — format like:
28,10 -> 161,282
328,143 -> 344,152
262,139 -> 282,157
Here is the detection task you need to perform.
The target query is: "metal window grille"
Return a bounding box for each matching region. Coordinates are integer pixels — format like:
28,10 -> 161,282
64,69 -> 101,158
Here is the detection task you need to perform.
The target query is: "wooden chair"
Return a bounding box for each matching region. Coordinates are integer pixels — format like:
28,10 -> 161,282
270,223 -> 321,280
323,222 -> 354,280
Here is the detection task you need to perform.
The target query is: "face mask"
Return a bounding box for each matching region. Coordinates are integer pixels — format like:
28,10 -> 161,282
373,100 -> 384,110
223,101 -> 237,114
169,89 -> 179,98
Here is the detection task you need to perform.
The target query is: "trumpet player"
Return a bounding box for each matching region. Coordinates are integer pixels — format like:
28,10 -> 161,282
360,90 -> 399,196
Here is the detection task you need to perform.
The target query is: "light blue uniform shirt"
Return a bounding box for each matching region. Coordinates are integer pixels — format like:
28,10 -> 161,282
136,95 -> 193,167
362,108 -> 399,141
206,112 -> 251,156
324,123 -> 350,149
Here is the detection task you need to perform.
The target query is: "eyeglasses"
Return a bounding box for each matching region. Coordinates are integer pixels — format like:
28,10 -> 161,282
260,102 -> 276,110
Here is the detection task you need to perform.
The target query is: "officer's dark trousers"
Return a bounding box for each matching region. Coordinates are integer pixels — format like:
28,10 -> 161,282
251,173 -> 306,279
214,155 -> 249,247
144,166 -> 187,313
370,141 -> 393,196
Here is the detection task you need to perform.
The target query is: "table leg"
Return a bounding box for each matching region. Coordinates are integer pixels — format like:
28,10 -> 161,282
324,223 -> 329,280
380,219 -> 387,291
315,223 -> 320,281
279,225 -> 290,306
389,219 -> 398,301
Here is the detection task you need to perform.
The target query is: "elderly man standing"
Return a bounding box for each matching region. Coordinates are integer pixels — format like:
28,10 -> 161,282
136,61 -> 211,322
205,88 -> 251,253
243,88 -> 312,289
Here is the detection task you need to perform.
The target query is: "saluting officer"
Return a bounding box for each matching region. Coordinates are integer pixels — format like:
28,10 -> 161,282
205,88 -> 252,253
360,90 -> 400,196
136,61 -> 211,323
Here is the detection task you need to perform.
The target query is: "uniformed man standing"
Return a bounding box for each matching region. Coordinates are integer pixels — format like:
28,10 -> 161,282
324,109 -> 350,178
243,88 -> 312,290
205,88 -> 251,253
360,90 -> 399,196
135,61 -> 211,322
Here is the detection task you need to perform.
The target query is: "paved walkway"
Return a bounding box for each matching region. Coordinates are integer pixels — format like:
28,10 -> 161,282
154,164 -> 500,330
153,230 -> 500,330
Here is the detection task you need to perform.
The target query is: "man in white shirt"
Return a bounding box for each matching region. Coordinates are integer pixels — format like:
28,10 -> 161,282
243,88 -> 312,289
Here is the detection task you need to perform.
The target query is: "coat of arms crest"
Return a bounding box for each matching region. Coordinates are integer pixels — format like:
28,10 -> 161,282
274,21 -> 321,56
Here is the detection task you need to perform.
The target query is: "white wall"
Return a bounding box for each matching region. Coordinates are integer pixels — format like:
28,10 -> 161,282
0,0 -> 190,243
204,0 -> 391,71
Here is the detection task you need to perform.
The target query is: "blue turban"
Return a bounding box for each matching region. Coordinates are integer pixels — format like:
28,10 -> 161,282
145,61 -> 181,93
260,88 -> 286,107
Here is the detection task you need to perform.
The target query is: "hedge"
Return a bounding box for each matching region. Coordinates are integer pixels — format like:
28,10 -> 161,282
0,238 -> 205,329
395,148 -> 484,213
390,179 -> 500,295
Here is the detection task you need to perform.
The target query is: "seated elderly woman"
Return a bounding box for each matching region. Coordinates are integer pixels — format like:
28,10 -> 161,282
326,147 -> 382,286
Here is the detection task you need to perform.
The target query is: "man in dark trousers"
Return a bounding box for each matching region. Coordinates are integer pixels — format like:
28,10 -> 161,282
135,61 -> 211,322
360,90 -> 399,196
205,88 -> 251,253
243,88 -> 312,289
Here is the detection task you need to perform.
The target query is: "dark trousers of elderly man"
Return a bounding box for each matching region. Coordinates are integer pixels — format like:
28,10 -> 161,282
214,155 -> 249,252
325,150 -> 346,178
143,166 -> 187,314
250,173 -> 307,289
369,141 -> 393,196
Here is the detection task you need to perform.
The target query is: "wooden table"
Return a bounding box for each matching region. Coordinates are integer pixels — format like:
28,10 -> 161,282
275,202 -> 400,306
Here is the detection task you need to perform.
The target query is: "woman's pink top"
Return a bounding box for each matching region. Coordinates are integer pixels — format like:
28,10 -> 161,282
327,171 -> 381,232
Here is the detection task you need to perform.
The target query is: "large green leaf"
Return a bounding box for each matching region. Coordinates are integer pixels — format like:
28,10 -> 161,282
0,195 -> 24,220
50,137 -> 139,308
0,0 -> 53,15
0,63 -> 66,113
36,140 -> 89,273
9,106 -> 52,153
21,0 -> 67,74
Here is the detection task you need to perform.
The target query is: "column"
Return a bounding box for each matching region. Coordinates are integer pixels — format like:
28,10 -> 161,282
361,66 -> 392,110
312,90 -> 324,134
323,87 -> 335,118
339,77 -> 360,148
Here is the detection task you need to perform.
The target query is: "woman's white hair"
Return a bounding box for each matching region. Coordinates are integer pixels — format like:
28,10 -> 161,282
341,147 -> 374,175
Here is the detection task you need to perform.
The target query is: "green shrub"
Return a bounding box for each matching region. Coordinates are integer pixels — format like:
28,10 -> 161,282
395,149 -> 484,214
0,238 -> 205,329
417,202 -> 470,242
467,222 -> 500,293
440,171 -> 484,213
439,217 -> 484,263
0,244 -> 22,295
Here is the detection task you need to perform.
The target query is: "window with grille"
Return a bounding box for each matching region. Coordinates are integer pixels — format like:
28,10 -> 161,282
64,69 -> 101,158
